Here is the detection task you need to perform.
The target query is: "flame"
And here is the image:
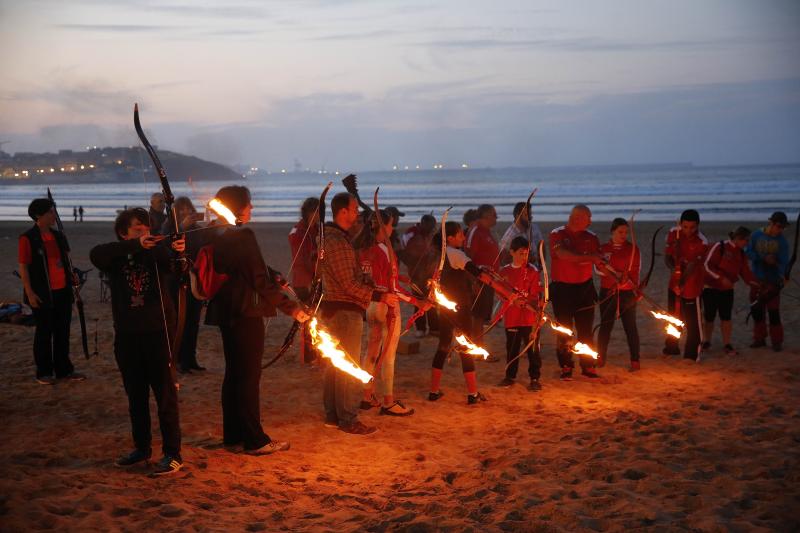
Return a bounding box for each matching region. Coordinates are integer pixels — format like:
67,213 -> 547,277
432,283 -> 458,311
572,342 -> 599,359
650,311 -> 685,328
665,324 -> 682,338
455,334 -> 489,359
545,316 -> 573,336
308,318 -> 373,383
208,198 -> 238,225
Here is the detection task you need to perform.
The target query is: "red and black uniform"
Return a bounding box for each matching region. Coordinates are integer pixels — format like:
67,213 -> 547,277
664,227 -> 709,358
498,263 -> 542,380
19,226 -> 75,379
466,225 -> 499,321
90,238 -> 181,460
596,240 -> 641,365
288,219 -> 318,364
549,226 -> 600,371
703,240 -> 757,323
400,226 -> 438,334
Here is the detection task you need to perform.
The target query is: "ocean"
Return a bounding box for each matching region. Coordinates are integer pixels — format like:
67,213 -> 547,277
1,164 -> 798,223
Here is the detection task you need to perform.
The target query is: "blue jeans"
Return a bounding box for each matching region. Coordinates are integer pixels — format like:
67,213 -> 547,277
321,308 -> 364,428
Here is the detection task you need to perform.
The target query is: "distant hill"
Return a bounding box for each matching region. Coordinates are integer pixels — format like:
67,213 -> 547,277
0,146 -> 242,184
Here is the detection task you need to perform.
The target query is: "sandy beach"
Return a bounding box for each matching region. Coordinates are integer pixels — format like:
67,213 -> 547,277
0,219 -> 798,532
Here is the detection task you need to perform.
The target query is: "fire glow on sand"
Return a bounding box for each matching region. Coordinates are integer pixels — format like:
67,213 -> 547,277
308,318 -> 373,383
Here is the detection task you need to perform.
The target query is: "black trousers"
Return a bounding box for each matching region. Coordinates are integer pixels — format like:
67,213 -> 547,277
597,288 -> 640,364
664,291 -> 702,359
551,280 -> 596,370
505,326 -> 541,380
114,330 -> 181,457
220,317 -> 271,450
32,288 -> 74,378
178,292 -> 203,370
433,308 -> 477,373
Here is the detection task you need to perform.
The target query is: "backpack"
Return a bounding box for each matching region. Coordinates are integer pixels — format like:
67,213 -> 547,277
190,244 -> 229,300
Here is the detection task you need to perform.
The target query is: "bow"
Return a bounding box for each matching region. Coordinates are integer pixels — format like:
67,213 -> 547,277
263,181 -> 332,369
402,206 -> 451,333
786,211 -> 800,282
46,187 -> 94,359
639,226 -> 663,292
133,103 -> 188,364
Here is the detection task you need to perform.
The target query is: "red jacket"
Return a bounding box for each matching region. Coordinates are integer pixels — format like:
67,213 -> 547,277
549,226 -> 600,284
598,240 -> 640,290
466,225 -> 499,269
498,263 -> 541,328
288,220 -> 317,288
665,227 -> 709,299
703,240 -> 757,290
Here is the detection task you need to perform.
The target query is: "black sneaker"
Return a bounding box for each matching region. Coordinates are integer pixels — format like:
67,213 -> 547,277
428,390 -> 444,402
497,377 -> 515,387
700,342 -> 711,352
36,376 -> 56,385
559,367 -> 573,381
750,339 -> 767,348
723,344 -> 738,356
467,392 -> 487,405
662,346 -> 681,356
245,441 -> 290,455
151,455 -> 183,476
339,421 -> 378,435
528,379 -> 542,392
359,395 -> 379,410
115,448 -> 152,467
61,372 -> 86,382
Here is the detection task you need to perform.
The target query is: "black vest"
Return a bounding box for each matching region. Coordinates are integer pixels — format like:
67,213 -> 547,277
21,225 -> 73,308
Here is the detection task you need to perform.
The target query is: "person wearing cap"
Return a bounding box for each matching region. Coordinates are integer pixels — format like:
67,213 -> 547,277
746,212 -> 791,351
702,226 -> 760,356
18,198 -> 86,385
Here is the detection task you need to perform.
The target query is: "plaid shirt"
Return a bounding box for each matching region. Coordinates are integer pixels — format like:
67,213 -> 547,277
321,223 -> 375,309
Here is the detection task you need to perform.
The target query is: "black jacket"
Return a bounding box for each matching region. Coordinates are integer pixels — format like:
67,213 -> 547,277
21,225 -> 73,309
205,227 -> 296,327
90,239 -> 176,333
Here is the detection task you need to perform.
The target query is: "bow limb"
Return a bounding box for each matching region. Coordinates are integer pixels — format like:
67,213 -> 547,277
47,188 -> 93,359
538,239 -> 549,303
264,181 -> 332,369
786,211 -> 800,282
133,104 -> 187,370
638,226 -> 663,292
624,209 -> 641,282
372,187 -> 400,369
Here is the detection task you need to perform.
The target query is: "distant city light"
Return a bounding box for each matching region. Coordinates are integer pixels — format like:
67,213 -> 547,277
461,163 -> 469,168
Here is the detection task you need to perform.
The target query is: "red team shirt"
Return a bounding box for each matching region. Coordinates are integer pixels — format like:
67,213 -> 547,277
288,220 -> 317,288
598,241 -> 640,290
665,227 -> 709,299
549,226 -> 600,284
465,225 -> 500,269
498,263 -> 541,328
703,240 -> 757,290
18,233 -> 67,290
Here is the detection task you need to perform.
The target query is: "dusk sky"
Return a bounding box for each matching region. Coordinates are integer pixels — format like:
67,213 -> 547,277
1,0 -> 798,170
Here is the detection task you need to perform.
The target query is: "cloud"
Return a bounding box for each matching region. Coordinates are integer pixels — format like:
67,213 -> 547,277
54,23 -> 181,33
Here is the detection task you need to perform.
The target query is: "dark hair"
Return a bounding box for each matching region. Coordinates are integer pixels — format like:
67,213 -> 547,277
300,197 -> 320,222
432,220 -> 462,247
477,204 -> 495,218
331,192 -> 354,218
114,207 -> 149,240
28,198 -> 54,221
610,217 -> 628,232
510,236 -> 529,251
174,196 -> 195,213
462,209 -> 478,226
215,185 -> 251,217
729,226 -> 751,240
680,209 -> 700,223
513,202 -> 530,221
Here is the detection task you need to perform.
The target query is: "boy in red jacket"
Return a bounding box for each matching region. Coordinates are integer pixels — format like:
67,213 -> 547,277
496,237 -> 543,391
702,226 -> 760,355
